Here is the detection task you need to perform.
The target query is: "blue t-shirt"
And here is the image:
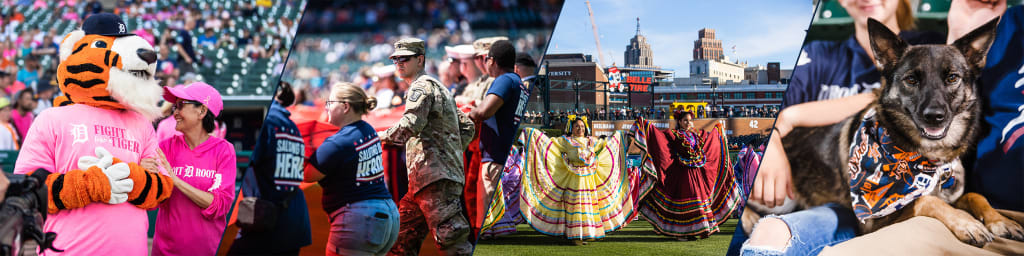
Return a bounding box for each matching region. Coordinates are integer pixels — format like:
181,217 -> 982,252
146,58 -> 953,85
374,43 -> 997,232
971,6 -> 1024,211
783,32 -> 943,108
480,72 -> 529,164
16,68 -> 38,90
311,120 -> 391,213
197,34 -> 218,46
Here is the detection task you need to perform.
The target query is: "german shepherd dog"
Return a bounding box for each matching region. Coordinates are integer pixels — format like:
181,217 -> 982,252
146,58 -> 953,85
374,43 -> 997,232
742,17 -> 1024,247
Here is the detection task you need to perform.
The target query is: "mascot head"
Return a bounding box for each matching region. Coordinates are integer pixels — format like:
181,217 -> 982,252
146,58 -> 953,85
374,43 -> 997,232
56,13 -> 163,121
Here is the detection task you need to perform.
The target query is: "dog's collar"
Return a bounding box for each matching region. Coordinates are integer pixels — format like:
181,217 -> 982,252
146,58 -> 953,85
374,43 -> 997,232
849,108 -> 957,222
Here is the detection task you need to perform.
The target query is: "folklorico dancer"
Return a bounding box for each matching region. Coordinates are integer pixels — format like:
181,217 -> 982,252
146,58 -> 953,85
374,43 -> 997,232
630,111 -> 742,240
517,115 -> 646,245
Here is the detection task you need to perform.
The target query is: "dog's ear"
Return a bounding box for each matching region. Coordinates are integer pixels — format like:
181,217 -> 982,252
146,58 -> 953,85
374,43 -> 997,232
952,17 -> 1000,71
867,18 -> 907,72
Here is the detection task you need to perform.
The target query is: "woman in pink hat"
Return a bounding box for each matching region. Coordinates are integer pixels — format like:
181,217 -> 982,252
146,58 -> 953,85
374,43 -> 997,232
145,81 -> 237,256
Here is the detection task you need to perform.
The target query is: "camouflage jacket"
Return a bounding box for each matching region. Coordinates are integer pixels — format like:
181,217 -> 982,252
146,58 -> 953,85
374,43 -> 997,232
458,75 -> 492,102
380,73 -> 476,194
474,75 -> 495,102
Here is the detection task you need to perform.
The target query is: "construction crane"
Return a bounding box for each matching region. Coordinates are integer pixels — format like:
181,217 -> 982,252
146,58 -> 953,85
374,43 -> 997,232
585,0 -> 606,67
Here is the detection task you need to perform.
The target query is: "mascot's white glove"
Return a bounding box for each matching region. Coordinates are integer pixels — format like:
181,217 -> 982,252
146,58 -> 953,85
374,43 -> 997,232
77,147 -> 133,204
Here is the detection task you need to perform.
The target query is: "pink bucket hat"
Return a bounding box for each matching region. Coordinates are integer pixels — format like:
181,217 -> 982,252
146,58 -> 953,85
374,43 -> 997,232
163,82 -> 224,117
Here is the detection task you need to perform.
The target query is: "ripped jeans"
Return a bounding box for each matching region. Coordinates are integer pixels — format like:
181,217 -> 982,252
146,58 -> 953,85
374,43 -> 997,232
740,203 -> 858,256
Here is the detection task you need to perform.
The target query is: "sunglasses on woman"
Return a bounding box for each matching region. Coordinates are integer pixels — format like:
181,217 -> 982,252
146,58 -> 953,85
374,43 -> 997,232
173,100 -> 203,112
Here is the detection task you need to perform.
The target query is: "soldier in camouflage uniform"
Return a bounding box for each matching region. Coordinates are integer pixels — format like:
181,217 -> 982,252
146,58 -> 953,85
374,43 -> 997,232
380,38 -> 476,256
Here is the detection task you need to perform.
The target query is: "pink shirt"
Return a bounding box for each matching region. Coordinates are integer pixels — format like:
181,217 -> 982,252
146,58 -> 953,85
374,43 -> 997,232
151,134 -> 237,256
14,104 -> 159,256
155,116 -> 180,142
11,109 -> 32,140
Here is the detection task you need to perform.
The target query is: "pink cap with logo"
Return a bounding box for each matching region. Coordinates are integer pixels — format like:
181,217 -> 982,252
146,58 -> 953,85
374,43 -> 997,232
163,82 -> 224,117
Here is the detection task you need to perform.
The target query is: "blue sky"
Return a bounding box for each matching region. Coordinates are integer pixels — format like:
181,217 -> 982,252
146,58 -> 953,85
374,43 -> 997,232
546,0 -> 815,77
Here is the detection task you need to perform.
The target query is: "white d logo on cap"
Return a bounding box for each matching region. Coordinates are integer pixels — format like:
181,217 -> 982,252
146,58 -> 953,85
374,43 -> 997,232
119,23 -> 126,33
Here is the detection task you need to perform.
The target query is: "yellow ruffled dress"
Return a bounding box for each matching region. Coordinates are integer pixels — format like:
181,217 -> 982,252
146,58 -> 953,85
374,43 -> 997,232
518,128 -> 644,240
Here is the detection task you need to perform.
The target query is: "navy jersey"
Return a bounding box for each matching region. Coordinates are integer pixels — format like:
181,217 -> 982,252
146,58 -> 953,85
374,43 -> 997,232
232,101 -> 312,253
971,6 -> 1024,211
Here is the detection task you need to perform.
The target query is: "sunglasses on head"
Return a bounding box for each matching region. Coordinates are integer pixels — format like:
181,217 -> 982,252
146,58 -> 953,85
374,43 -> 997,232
391,54 -> 420,64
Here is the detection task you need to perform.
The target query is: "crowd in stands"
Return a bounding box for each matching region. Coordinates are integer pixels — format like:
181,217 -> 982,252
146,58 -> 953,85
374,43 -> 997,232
523,105 -> 780,125
282,0 -> 557,108
0,0 -> 302,151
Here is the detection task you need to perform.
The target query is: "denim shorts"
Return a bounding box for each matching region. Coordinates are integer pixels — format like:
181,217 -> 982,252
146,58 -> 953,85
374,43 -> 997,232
740,203 -> 858,256
327,198 -> 400,256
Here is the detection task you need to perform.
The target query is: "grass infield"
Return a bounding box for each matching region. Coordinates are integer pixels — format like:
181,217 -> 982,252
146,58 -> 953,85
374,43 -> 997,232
472,218 -> 739,255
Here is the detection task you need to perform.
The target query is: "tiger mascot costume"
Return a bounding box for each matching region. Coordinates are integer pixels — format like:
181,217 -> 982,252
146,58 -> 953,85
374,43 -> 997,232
14,13 -> 173,255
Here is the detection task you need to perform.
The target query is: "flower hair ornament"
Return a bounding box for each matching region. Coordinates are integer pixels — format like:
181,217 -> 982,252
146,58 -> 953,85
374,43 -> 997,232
565,114 -> 591,137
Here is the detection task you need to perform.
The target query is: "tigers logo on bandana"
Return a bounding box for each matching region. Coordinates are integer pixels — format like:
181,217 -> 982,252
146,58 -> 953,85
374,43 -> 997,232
848,108 -> 956,222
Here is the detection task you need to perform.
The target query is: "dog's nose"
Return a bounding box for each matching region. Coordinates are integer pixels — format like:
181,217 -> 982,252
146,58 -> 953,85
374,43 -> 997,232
137,49 -> 157,64
922,106 -> 946,123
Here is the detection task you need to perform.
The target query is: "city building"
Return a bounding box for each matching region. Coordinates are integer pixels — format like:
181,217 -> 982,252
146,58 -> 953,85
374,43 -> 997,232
653,83 -> 787,108
534,27 -> 786,116
745,64 -> 768,84
689,57 -> 746,84
624,18 -> 655,68
693,28 -> 724,61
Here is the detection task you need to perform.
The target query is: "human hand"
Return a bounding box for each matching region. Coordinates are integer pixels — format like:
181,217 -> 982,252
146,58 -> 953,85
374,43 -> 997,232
0,173 -> 8,202
947,0 -> 1006,43
140,157 -> 160,173
749,132 -> 795,208
155,149 -> 176,179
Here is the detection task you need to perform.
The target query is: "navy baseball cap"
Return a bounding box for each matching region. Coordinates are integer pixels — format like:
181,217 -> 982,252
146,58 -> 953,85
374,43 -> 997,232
82,13 -> 135,37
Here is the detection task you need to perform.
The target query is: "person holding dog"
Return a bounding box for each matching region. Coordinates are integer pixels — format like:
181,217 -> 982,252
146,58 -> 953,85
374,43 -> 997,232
739,0 -> 1024,255
735,0 -> 944,254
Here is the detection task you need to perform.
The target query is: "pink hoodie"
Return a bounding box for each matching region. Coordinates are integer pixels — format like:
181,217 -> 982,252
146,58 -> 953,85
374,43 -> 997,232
151,134 -> 237,256
14,104 -> 159,256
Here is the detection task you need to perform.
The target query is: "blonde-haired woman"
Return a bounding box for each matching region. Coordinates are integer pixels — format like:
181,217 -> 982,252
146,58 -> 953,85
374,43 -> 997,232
304,82 -> 398,256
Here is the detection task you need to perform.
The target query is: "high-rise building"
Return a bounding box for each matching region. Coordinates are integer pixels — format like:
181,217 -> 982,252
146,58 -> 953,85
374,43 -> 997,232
624,18 -> 654,68
767,62 -> 781,83
693,28 -> 723,61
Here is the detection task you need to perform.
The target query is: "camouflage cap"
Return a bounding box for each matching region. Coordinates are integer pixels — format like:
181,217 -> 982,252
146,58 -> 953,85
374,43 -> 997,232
391,38 -> 426,57
473,36 -> 509,56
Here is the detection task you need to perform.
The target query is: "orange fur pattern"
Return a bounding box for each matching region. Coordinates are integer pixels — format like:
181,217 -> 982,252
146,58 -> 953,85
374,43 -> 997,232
54,34 -> 126,109
114,157 -> 173,209
42,166 -> 113,214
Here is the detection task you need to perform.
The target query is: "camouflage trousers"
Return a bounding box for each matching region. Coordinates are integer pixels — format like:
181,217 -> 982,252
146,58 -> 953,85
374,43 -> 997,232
387,180 -> 472,256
